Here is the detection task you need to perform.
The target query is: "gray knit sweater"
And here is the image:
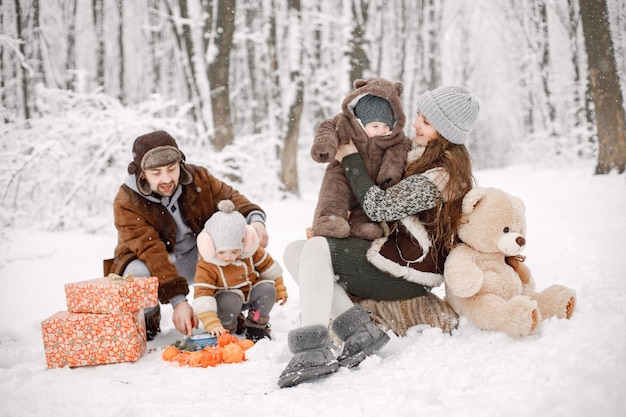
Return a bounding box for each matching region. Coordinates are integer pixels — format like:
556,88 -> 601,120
342,153 -> 441,220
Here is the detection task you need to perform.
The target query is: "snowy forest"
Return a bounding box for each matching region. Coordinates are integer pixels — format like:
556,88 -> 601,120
1,0 -> 626,231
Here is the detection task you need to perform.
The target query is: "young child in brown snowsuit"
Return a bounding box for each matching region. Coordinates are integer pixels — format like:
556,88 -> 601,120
310,78 -> 411,240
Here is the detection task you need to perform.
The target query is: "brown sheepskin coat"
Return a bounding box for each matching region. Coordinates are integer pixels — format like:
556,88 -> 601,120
104,163 -> 264,304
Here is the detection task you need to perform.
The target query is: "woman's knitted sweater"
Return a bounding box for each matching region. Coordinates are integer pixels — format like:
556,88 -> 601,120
325,151 -> 448,301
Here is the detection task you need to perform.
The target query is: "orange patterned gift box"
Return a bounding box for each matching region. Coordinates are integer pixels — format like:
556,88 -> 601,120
65,275 -> 158,314
41,310 -> 147,368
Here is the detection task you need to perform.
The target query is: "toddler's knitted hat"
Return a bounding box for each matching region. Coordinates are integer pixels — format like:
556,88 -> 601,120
416,86 -> 480,145
203,200 -> 246,253
354,94 -> 395,128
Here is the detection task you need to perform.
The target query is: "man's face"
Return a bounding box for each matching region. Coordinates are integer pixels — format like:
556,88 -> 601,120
143,162 -> 181,197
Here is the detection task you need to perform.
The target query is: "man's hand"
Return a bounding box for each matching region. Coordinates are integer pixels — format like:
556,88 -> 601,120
251,221 -> 269,247
172,301 -> 198,336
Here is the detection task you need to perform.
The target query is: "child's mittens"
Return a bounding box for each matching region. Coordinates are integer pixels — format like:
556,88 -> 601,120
335,113 -> 361,144
311,117 -> 340,163
274,277 -> 288,305
375,137 -> 410,188
196,310 -> 222,333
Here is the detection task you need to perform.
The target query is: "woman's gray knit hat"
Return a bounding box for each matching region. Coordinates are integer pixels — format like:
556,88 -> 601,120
416,86 -> 480,145
204,200 -> 246,253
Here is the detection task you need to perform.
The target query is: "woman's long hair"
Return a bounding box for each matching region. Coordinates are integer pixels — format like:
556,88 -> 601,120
404,137 -> 475,254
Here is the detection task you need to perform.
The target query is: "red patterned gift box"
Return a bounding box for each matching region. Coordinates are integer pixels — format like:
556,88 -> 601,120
41,310 -> 146,368
65,275 -> 158,314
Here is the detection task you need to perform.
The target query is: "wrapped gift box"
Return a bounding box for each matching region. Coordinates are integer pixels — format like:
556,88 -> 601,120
41,310 -> 147,368
65,275 -> 158,314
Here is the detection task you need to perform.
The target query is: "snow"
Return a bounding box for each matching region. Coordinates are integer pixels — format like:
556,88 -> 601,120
1,162 -> 625,417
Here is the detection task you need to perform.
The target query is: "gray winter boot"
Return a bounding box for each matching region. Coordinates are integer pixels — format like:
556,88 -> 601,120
331,305 -> 390,368
277,325 -> 339,388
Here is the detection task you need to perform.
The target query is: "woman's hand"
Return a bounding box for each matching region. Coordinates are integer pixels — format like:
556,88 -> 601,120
335,139 -> 358,162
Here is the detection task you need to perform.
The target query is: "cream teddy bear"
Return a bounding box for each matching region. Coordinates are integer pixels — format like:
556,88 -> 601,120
444,187 -> 576,338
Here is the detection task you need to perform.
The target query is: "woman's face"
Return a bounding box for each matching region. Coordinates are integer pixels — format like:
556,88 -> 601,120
412,113 -> 440,147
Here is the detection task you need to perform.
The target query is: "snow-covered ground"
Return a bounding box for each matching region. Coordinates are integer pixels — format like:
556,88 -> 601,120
1,162 -> 625,417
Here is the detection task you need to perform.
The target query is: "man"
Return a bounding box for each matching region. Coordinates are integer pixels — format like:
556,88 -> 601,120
104,130 -> 268,340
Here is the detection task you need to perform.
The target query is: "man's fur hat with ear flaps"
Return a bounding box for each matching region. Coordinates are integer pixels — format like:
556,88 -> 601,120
127,130 -> 193,196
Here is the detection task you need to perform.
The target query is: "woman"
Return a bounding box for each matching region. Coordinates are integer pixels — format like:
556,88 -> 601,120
278,86 -> 480,388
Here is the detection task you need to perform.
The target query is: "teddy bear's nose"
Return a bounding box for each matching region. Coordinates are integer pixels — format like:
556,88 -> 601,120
516,236 -> 526,247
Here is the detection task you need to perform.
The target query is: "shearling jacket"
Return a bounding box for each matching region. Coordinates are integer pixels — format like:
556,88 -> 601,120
104,163 -> 264,304
193,246 -> 286,332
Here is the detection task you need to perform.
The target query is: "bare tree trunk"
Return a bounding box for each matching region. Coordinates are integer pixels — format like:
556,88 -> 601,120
180,0 -> 200,98
580,0 -> 626,174
266,1 -> 281,135
93,0 -> 105,87
148,0 -> 160,90
406,0 -> 426,112
14,0 -> 30,119
0,1 -> 5,122
65,0 -> 77,90
425,0 -> 441,88
349,0 -> 369,83
393,0 -> 407,81
31,0 -> 43,86
281,0 -> 303,193
503,0 -> 553,137
565,0 -> 585,124
565,0 -> 594,156
117,0 -> 125,103
536,1 -> 556,135
163,0 -> 202,127
209,0 -> 236,150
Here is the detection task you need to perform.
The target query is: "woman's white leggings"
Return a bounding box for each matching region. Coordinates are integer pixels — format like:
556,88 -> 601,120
283,237 -> 355,327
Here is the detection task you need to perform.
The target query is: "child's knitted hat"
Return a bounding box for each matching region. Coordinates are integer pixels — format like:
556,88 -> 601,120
416,86 -> 480,145
203,200 -> 246,253
354,94 -> 395,128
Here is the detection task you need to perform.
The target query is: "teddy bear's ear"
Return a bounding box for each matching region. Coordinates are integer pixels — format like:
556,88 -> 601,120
462,187 -> 488,215
197,230 -> 216,261
353,79 -> 367,89
394,81 -> 404,96
517,196 -> 526,213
